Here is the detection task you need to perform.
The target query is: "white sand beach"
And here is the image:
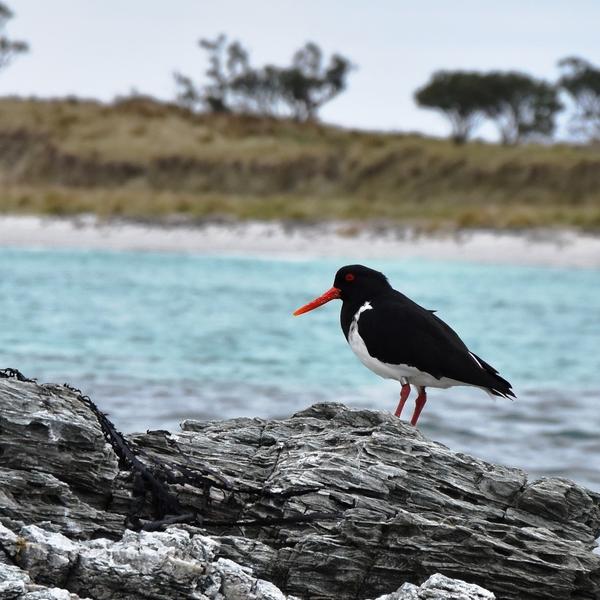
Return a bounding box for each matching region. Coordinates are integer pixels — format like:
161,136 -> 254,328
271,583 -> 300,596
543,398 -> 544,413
0,215 -> 599,268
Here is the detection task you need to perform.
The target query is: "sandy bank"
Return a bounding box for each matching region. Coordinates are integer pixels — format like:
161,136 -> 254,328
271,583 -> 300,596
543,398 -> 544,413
0,215 -> 599,267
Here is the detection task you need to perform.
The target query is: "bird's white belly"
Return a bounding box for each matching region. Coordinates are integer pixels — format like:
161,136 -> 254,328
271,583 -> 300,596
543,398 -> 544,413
347,312 -> 466,390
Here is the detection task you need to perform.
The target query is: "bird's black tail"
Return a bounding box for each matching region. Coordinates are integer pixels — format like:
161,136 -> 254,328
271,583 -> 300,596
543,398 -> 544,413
471,352 -> 516,399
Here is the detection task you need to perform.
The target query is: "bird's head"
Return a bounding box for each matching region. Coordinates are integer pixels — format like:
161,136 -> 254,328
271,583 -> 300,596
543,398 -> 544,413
293,265 -> 391,316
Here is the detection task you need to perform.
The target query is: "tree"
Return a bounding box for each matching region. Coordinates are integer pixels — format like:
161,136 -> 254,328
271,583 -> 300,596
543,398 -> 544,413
415,70 -> 562,145
0,2 -> 28,72
278,42 -> 352,121
414,71 -> 492,143
482,72 -> 562,144
174,36 -> 353,121
175,35 -> 249,113
558,56 -> 600,141
227,65 -> 286,116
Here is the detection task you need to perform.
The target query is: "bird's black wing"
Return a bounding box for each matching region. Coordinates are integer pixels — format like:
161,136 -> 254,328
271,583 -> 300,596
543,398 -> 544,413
357,292 -> 514,396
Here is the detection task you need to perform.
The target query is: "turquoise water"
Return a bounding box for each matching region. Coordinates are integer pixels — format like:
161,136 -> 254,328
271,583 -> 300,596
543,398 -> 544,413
1,247 -> 599,490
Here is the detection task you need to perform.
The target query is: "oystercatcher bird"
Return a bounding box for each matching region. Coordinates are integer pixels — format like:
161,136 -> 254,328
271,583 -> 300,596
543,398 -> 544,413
293,265 -> 514,426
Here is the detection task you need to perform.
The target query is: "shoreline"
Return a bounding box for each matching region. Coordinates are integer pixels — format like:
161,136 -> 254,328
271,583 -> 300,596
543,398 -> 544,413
1,215 -> 600,268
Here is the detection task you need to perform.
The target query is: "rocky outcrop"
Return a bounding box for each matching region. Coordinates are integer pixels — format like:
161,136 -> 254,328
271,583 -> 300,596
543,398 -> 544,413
370,573 -> 495,600
0,535 -> 493,600
0,524 -> 295,600
1,371 -> 599,599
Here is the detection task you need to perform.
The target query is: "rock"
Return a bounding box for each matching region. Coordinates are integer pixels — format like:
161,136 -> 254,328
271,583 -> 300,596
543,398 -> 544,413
0,563 -> 29,599
0,524 -> 296,600
0,562 -> 89,600
371,573 -> 495,599
1,373 -> 599,599
0,377 -> 121,538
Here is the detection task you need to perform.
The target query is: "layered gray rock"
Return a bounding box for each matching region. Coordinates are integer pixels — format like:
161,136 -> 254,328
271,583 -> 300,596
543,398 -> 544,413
0,523 -> 294,600
371,573 -> 495,600
1,374 -> 599,599
0,525 -> 490,600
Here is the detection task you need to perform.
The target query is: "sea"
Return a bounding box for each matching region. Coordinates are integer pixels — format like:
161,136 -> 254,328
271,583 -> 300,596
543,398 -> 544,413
1,247 -> 599,491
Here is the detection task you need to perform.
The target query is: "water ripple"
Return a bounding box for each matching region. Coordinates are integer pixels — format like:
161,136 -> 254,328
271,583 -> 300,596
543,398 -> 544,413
1,248 -> 599,490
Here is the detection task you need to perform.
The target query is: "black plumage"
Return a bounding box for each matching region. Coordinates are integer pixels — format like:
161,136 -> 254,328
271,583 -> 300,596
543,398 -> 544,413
294,264 -> 515,425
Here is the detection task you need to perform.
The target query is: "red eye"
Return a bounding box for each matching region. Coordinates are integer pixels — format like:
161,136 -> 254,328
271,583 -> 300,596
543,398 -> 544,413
345,273 -> 355,282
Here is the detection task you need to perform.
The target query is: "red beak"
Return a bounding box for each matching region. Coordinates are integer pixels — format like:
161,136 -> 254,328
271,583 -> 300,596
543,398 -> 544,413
293,287 -> 341,316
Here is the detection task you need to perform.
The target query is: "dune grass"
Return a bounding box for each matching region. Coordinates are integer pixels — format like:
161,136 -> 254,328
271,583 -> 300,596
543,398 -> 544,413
0,96 -> 599,230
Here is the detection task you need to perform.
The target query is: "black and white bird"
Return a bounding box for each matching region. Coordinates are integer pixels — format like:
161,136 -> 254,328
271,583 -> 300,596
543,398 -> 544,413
293,264 -> 515,426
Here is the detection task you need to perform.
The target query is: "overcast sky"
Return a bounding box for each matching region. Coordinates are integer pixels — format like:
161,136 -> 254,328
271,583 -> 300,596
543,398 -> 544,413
2,1 -> 599,139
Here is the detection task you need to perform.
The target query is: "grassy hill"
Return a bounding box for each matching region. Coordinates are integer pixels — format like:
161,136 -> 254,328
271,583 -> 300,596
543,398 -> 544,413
0,96 -> 599,230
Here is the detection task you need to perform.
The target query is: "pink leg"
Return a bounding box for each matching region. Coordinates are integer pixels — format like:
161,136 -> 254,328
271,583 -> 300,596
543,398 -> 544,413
410,386 -> 427,426
395,382 -> 411,417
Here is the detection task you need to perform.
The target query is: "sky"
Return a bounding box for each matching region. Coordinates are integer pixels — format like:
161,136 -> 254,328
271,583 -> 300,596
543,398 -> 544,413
2,1 -> 599,139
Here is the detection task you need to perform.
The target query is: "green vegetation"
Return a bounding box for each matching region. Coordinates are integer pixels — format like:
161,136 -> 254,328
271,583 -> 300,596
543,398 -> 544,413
176,36 -> 352,121
0,96 -> 599,230
559,57 -> 600,141
0,2 -> 28,71
415,70 -> 562,144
